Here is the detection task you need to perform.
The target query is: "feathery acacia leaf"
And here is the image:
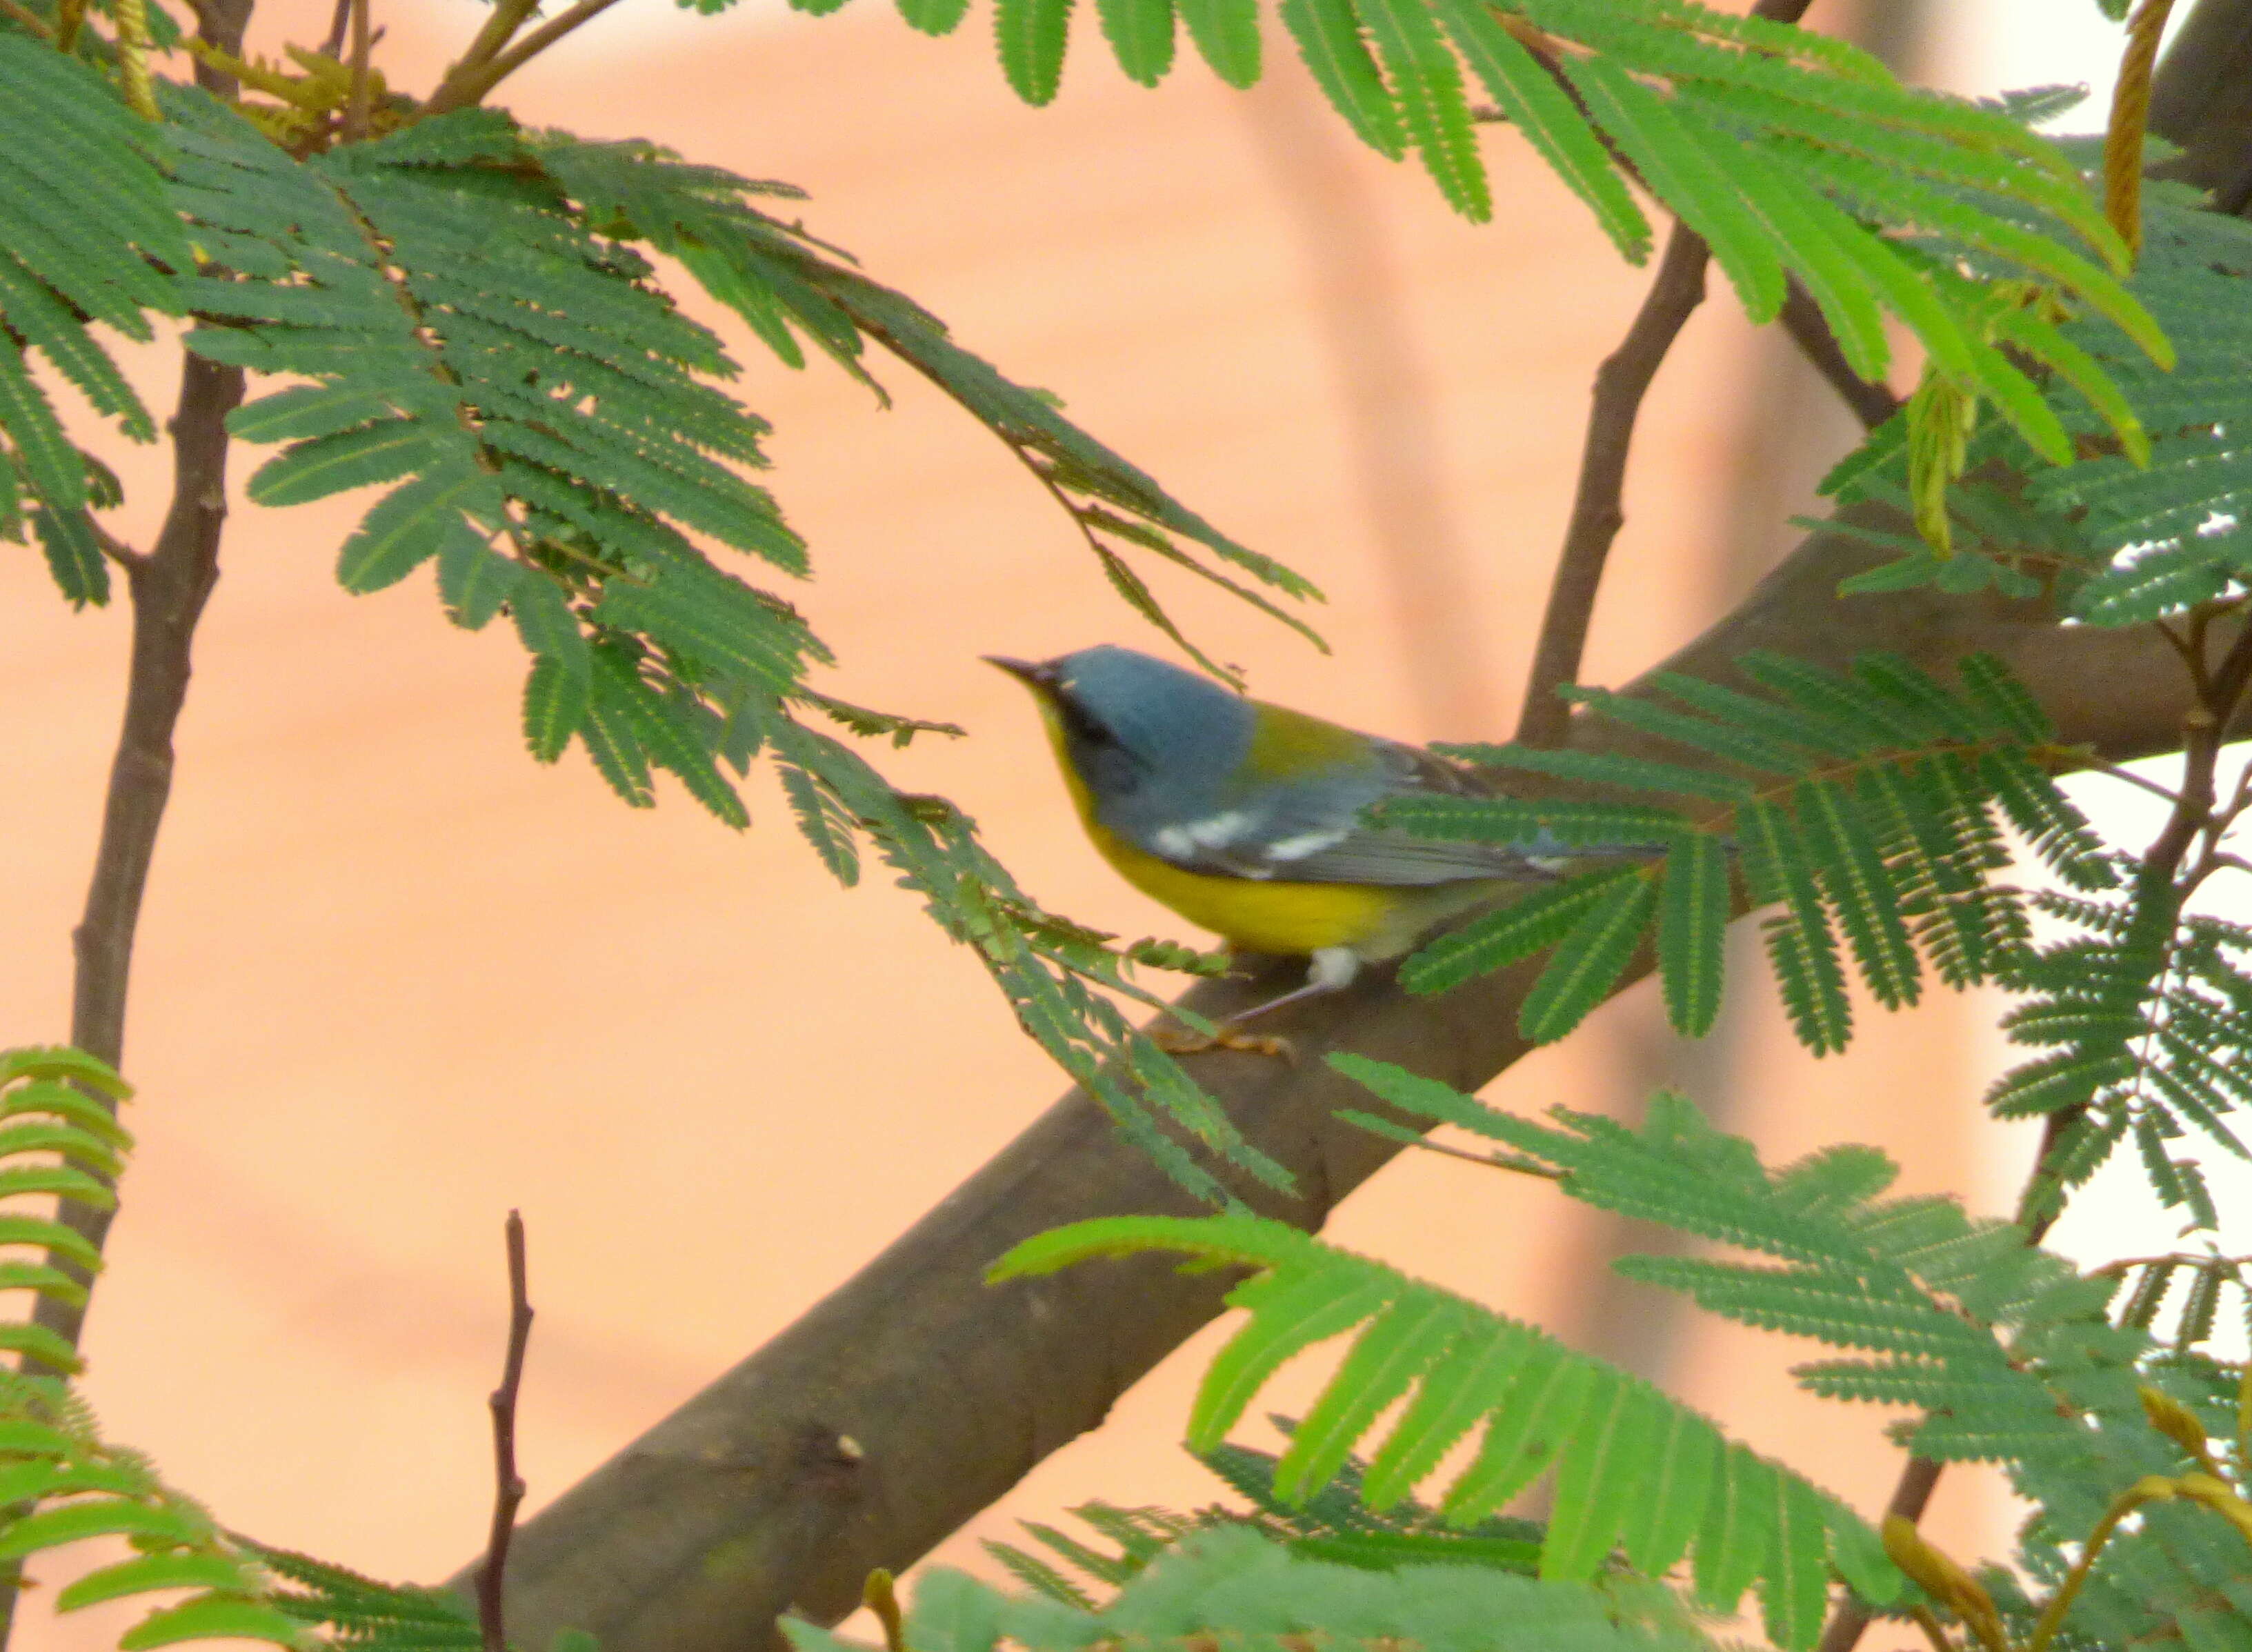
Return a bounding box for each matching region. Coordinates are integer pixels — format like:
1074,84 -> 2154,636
1404,653 -> 2089,1055
995,1206 -> 1895,1644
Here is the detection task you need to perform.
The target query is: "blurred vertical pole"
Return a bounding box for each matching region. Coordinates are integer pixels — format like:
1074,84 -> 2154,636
1237,60 -> 1508,740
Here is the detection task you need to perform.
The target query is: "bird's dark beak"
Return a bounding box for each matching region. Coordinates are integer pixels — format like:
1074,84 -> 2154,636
983,655 -> 1051,690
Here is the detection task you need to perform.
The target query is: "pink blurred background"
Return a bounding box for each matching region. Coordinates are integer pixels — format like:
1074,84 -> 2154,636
4,1 -> 2238,1646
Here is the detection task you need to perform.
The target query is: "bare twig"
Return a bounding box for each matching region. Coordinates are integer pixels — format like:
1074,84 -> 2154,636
2076,757 -> 2186,807
341,0 -> 372,142
37,359 -> 246,1375
479,1211 -> 535,1652
320,0 -> 351,57
3,30 -> 259,1652
1515,222 -> 1710,746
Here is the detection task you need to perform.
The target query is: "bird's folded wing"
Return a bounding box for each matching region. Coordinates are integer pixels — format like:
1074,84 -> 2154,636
1137,740 -> 1562,887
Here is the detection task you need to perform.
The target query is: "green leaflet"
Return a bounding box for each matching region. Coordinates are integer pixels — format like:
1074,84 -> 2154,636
437,535 -> 518,630
779,762 -> 862,885
120,1596 -> 310,1651
1399,870 -> 1634,996
1428,0 -> 1646,257
1795,777 -> 1920,1011
521,656 -> 588,763
508,573 -> 589,677
1277,0 -> 1404,159
334,471 -> 495,593
1519,871 -> 1656,1044
1175,0 -> 1260,86
1563,56 -> 1786,321
898,0 -> 973,33
1095,0 -> 1176,83
0,250 -> 153,441
993,1210 -> 1893,1649
1355,0 -> 1487,219
1657,834 -> 1728,1037
997,0 -> 1075,103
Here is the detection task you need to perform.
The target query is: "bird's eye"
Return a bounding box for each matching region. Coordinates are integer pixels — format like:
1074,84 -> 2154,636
1059,697 -> 1116,748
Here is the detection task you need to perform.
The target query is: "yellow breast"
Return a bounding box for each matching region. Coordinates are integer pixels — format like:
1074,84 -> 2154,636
1028,695 -> 1447,959
1084,817 -> 1402,956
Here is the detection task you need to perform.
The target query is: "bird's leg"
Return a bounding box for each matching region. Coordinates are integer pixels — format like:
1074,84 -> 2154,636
1153,948 -> 1361,1060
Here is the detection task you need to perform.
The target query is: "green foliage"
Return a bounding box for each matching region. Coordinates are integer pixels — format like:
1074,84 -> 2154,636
993,1208 -> 1901,1648
786,1526 -> 1724,1652
51,88 -> 1318,1198
1325,1062 -> 2252,1650
0,1046 -> 134,1376
1991,891 -> 2252,1228
982,1432 -> 1546,1606
0,1051 -> 310,1651
0,34 -> 188,604
1827,182 -> 2252,617
775,0 -> 2163,481
1388,651 -> 2094,1052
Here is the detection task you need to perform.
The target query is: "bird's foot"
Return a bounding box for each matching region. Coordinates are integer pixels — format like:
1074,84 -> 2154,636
1151,1022 -> 1295,1062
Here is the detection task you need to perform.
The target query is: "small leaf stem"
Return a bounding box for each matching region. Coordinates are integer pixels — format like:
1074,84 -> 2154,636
423,0 -> 630,115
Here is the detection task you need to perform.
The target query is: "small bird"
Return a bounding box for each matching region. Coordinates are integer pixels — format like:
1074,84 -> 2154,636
988,645 -> 1585,1046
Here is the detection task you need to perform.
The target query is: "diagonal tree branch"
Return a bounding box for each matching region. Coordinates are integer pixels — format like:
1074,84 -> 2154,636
470,500 -> 2233,1652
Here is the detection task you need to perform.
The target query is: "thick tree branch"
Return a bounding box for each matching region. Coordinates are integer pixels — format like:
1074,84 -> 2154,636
473,504 -> 2232,1652
2148,0 -> 2252,203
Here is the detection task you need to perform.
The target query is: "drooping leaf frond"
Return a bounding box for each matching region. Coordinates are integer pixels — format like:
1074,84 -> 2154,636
789,1527 -> 1726,1652
157,101 -> 1293,1196
1329,1061 -> 2252,1647
993,1210 -> 1903,1649
0,34 -> 190,604
766,0 -> 2162,477
1386,650 -> 2094,1052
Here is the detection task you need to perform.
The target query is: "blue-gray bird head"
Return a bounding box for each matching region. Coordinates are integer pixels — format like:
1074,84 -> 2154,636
985,646 -> 1253,835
